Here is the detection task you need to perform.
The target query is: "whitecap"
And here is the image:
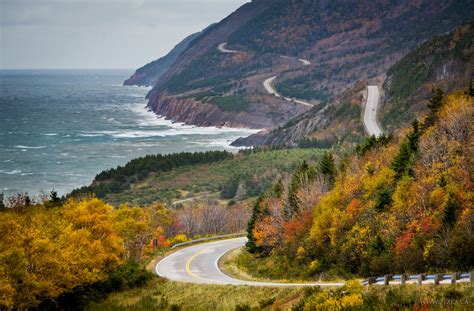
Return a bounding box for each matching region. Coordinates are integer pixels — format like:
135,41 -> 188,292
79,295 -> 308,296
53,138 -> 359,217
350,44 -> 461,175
42,133 -> 59,136
78,133 -> 104,137
0,169 -> 22,175
14,145 -> 47,149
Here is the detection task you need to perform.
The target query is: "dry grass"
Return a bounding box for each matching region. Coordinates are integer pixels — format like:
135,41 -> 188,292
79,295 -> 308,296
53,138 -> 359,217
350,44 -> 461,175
87,277 -> 304,310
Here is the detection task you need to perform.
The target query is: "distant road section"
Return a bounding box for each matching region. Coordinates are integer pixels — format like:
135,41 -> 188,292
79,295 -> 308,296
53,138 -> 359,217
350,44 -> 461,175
280,55 -> 311,66
218,42 -> 239,54
263,76 -> 312,107
155,237 -> 344,287
263,76 -> 280,97
298,58 -> 311,66
364,86 -> 383,137
217,43 -> 312,108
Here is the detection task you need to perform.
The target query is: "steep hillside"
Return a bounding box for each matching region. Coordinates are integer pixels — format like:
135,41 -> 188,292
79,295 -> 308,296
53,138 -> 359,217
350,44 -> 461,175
381,21 -> 474,132
235,22 -> 473,147
244,89 -> 473,280
141,0 -> 473,130
123,31 -> 203,87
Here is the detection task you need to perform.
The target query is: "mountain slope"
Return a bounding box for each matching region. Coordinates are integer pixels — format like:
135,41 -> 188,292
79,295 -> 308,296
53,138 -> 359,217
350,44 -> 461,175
235,21 -> 473,147
136,0 -> 473,131
123,31 -> 203,87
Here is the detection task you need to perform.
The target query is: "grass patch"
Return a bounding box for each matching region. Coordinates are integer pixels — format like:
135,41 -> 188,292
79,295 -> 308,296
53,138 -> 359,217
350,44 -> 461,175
221,247 -> 348,283
87,277 -> 303,311
88,276 -> 474,310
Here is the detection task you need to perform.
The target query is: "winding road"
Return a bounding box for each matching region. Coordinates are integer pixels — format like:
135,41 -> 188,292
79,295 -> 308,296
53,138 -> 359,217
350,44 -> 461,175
263,76 -> 313,107
156,237 -> 469,286
364,86 -> 383,137
156,237 -> 343,287
217,42 -> 313,108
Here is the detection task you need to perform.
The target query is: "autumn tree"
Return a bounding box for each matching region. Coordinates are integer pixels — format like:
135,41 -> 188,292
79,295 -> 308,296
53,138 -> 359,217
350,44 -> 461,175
114,203 -> 169,262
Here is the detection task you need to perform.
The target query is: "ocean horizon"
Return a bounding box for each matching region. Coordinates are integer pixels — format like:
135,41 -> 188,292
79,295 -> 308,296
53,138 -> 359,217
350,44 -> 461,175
0,69 -> 258,197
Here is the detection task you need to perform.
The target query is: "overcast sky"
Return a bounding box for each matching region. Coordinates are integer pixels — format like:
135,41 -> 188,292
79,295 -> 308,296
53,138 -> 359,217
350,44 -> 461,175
0,0 -> 250,69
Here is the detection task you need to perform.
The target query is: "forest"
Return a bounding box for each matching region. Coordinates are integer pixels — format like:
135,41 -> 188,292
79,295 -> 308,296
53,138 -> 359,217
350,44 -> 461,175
245,88 -> 473,279
70,151 -> 232,198
0,190 -> 253,309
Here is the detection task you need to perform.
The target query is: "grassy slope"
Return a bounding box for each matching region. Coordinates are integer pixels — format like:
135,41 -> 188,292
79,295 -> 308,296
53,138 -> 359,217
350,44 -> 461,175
88,278 -> 303,311
88,277 -> 474,310
101,148 -> 324,206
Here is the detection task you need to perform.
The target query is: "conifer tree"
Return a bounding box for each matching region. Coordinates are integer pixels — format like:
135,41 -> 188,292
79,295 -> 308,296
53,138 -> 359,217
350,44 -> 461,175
319,152 -> 336,186
0,193 -> 5,210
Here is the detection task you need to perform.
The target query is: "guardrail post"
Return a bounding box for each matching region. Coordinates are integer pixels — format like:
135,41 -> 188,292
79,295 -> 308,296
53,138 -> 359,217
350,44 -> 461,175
368,277 -> 376,285
434,274 -> 440,285
153,239 -> 158,252
451,272 -> 458,284
384,274 -> 392,285
470,271 -> 474,283
400,274 -> 406,285
417,274 -> 424,285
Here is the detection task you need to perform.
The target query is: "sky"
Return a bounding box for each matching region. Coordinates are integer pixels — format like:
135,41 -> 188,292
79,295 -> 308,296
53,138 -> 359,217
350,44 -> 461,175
0,0 -> 250,69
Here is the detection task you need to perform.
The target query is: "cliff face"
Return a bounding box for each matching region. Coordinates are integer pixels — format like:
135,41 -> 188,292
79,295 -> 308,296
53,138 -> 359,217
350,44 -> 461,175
123,31 -> 203,87
148,93 -> 309,129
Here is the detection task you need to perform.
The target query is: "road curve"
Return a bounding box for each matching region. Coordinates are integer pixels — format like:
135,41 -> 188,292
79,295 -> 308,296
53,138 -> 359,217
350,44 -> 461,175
156,237 -> 344,287
263,76 -> 312,107
363,86 -> 383,137
217,42 -> 312,108
218,42 -> 239,54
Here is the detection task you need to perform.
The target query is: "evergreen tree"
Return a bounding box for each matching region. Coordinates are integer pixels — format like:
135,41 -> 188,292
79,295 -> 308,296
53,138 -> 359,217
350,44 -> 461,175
45,190 -> 62,208
246,196 -> 265,253
442,193 -> 459,227
0,193 -> 5,210
424,88 -> 444,128
391,120 -> 420,177
319,152 -> 336,186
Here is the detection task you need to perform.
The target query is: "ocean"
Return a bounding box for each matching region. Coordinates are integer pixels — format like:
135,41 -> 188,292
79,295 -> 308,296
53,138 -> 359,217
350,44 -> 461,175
0,70 -> 258,197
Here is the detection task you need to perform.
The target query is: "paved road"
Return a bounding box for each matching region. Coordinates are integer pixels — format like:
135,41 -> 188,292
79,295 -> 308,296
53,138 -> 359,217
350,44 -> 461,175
364,86 -> 383,137
171,192 -> 219,205
263,76 -> 312,107
156,237 -> 470,286
218,42 -> 239,54
280,55 -> 311,66
217,42 -> 312,108
156,237 -> 344,287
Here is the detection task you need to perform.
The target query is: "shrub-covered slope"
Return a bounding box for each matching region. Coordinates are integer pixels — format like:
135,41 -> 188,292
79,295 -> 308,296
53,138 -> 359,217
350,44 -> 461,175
245,89 -> 473,279
141,0 -> 473,130
235,22 -> 473,147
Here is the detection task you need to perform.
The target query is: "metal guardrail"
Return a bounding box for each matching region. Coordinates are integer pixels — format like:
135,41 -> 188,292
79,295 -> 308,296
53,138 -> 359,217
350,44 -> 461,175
170,233 -> 246,249
364,271 -> 473,286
